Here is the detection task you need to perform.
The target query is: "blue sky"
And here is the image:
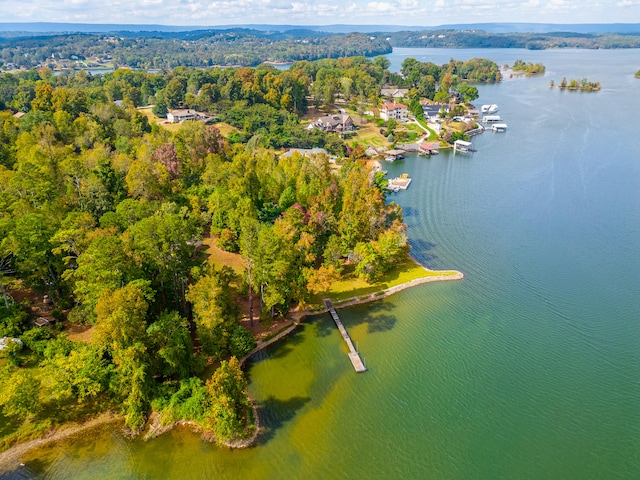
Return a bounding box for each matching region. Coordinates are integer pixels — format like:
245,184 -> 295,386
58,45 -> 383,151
1,0 -> 639,26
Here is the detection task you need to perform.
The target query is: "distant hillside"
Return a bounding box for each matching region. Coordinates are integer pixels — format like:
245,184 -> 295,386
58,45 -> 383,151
1,23 -> 638,70
1,22 -> 639,35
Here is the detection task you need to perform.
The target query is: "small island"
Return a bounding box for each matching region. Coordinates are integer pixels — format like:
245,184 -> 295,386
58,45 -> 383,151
550,77 -> 601,91
635,70 -> 640,78
505,59 -> 546,77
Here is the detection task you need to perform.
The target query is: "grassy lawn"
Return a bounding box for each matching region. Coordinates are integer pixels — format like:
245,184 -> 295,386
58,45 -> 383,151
138,107 -> 182,132
414,117 -> 440,142
202,237 -> 245,275
212,122 -> 239,138
309,253 -> 460,306
347,123 -> 389,149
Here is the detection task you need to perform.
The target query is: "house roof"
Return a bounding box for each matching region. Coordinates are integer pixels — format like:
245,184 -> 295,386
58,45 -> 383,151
422,105 -> 441,114
281,148 -> 328,158
380,88 -> 409,97
168,109 -> 199,117
382,102 -> 407,110
317,114 -> 352,126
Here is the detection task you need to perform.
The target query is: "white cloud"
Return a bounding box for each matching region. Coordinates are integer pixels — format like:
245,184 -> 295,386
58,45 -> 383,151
0,0 -> 636,25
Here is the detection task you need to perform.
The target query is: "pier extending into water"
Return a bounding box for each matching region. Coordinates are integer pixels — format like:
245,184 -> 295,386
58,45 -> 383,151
323,299 -> 366,373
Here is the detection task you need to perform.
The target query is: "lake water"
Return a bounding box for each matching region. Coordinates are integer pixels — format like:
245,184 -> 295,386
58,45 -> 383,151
8,48 -> 640,479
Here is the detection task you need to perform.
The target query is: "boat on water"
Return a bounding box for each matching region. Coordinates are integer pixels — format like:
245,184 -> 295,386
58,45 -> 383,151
481,104 -> 499,114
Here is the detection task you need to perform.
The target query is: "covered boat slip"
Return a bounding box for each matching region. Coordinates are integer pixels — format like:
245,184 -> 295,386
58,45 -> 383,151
482,115 -> 501,123
384,149 -> 405,162
453,140 -> 473,152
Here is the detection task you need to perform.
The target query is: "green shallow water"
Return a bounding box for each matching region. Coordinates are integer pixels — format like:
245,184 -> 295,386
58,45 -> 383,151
10,48 -> 640,479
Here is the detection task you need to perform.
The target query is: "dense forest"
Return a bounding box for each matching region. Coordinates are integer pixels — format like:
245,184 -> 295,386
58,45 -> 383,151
0,59 -> 407,445
386,29 -> 640,49
1,26 -> 638,71
0,53 -> 505,447
0,31 -> 392,69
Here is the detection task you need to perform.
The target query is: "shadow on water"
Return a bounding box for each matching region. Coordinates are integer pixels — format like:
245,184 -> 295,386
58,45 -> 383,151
0,461 -> 43,480
255,396 -> 311,446
408,238 -> 438,264
313,302 -> 398,336
246,325 -> 307,367
344,301 -> 397,334
400,205 -> 420,218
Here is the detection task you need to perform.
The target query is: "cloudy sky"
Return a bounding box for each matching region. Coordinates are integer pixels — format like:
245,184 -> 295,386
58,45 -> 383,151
1,0 -> 639,26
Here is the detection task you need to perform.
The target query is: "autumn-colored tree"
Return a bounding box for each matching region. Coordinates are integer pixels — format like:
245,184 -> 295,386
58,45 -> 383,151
204,357 -> 251,444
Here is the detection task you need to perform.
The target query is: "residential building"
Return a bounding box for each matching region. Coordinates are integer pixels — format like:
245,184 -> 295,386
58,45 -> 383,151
380,87 -> 409,99
166,109 -> 204,124
380,101 -> 408,122
310,114 -> 354,133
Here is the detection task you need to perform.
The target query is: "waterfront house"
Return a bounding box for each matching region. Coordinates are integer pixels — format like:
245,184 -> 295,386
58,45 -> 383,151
310,114 -> 354,133
166,109 -> 205,123
380,101 -> 408,122
422,104 -> 444,122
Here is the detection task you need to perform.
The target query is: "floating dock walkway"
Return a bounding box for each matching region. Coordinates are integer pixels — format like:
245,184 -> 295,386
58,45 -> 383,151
323,299 -> 367,373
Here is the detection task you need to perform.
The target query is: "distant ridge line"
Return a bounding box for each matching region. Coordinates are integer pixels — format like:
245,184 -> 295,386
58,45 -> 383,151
1,22 -> 639,35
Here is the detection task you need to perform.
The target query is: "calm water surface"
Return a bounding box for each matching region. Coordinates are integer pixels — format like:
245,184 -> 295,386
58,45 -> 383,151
11,48 -> 640,479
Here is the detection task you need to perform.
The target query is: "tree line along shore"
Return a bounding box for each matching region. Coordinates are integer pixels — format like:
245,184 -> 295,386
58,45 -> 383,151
2,27 -> 639,70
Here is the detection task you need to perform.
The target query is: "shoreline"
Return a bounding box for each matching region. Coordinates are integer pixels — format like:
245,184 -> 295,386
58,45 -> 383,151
0,412 -> 122,474
240,264 -> 464,365
0,263 -> 462,472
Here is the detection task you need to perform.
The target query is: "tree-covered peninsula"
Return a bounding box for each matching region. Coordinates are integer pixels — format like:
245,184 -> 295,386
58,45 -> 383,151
0,62 -> 393,447
0,53 -> 491,450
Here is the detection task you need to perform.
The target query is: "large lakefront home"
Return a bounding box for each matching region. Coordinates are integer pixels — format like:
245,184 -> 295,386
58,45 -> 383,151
380,101 -> 408,122
309,113 -> 354,133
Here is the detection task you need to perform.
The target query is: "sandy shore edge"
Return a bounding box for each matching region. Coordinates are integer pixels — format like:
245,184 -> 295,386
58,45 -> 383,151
0,266 -> 463,471
0,412 -> 122,474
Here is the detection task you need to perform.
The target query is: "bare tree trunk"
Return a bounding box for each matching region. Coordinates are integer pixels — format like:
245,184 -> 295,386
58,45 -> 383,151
248,262 -> 254,328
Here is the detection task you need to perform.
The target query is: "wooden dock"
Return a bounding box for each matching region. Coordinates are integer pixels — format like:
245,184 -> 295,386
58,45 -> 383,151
323,299 -> 367,373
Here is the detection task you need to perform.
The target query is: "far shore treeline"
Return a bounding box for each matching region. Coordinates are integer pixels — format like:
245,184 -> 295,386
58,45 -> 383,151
0,55 -> 498,448
1,27 -> 640,70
